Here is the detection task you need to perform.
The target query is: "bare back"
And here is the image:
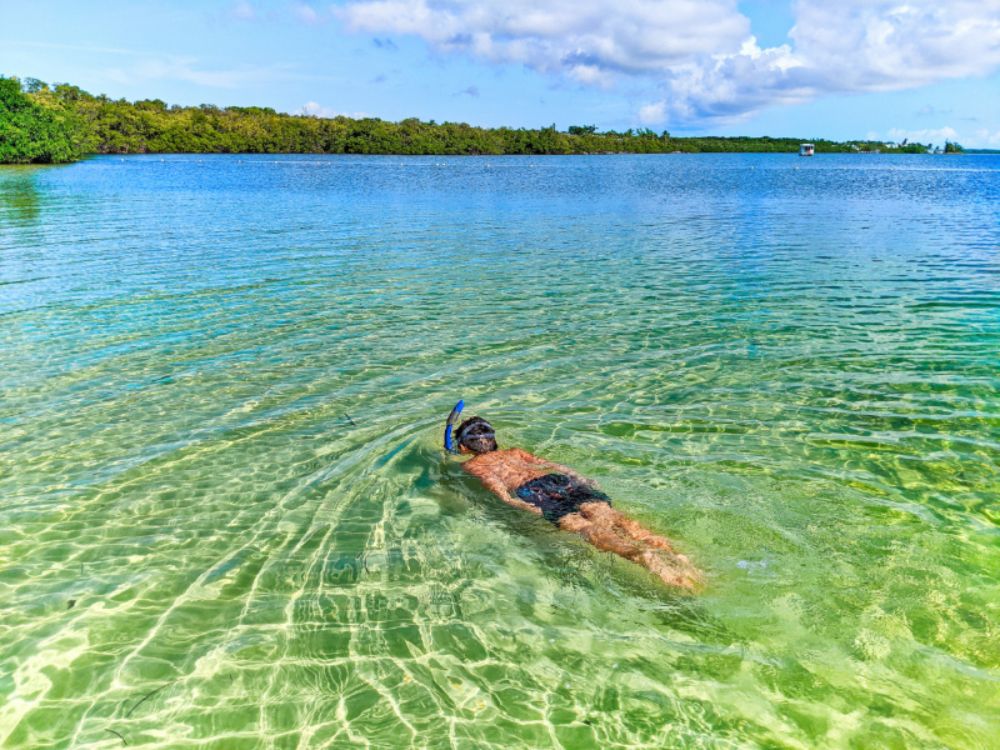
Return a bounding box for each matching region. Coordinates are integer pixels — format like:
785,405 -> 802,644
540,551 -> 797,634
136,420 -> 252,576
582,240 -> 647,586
463,448 -> 577,494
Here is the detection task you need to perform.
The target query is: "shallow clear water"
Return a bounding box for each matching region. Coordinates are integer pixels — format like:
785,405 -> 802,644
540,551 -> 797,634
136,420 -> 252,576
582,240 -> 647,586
1,154 -> 998,749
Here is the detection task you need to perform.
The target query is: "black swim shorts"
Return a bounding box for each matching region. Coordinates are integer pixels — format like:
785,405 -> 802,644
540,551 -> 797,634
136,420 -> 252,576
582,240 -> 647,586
514,473 -> 612,524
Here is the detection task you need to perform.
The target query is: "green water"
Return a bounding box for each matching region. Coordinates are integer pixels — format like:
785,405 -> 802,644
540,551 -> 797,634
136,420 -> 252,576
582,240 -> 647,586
1,155 -> 998,749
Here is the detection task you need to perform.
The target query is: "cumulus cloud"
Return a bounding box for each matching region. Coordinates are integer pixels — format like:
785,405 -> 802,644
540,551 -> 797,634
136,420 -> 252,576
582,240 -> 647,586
639,0 -> 1000,123
337,0 -> 1000,124
655,37 -> 812,121
338,0 -> 749,78
790,2 -> 1000,90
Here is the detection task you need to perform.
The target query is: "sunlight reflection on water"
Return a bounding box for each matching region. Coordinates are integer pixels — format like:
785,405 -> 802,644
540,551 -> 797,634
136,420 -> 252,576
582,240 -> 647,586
1,154 -> 998,749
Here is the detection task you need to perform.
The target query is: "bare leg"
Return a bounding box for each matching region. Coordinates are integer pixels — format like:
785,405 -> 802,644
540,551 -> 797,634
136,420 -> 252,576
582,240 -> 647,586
559,503 -> 701,591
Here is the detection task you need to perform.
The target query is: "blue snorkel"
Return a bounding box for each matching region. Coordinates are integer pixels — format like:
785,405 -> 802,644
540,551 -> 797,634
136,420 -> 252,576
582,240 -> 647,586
443,400 -> 464,453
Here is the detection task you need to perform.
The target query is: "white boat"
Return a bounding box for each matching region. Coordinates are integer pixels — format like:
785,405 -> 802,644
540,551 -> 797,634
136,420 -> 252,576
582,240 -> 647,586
799,143 -> 815,157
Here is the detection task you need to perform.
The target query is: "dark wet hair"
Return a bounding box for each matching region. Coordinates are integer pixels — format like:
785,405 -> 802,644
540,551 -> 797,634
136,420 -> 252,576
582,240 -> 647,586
455,416 -> 497,454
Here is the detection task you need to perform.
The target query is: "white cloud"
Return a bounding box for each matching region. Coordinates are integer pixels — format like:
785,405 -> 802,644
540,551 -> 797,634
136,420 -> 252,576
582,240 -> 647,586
870,126 -> 1000,148
338,0 -> 750,76
645,1 -> 1000,123
337,0 -> 1000,124
568,64 -> 614,88
789,2 -> 1000,91
974,128 -> 1000,146
300,101 -> 337,117
638,101 -> 666,125
886,126 -> 959,143
868,125 -> 1000,149
299,101 -> 369,118
656,37 -> 810,121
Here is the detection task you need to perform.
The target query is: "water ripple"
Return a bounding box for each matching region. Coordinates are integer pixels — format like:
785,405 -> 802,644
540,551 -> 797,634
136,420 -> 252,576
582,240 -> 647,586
1,154 -> 998,749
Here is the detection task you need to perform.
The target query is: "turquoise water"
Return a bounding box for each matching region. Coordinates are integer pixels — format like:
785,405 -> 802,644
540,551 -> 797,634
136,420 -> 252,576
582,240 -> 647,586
1,154 -> 998,749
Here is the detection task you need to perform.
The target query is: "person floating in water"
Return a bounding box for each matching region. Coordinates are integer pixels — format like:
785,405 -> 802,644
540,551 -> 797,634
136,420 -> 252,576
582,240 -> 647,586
445,402 -> 700,590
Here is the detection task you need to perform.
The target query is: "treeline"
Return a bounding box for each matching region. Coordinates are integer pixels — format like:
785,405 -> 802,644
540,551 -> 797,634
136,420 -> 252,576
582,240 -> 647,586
0,78 -> 83,163
2,76 -> 931,164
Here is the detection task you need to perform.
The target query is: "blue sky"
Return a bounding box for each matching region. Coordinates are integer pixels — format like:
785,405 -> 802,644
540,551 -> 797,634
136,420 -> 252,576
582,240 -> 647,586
2,0 -> 998,146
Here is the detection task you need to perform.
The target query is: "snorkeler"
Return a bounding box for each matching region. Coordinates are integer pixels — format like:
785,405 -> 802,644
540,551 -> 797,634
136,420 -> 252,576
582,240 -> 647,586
444,402 -> 701,590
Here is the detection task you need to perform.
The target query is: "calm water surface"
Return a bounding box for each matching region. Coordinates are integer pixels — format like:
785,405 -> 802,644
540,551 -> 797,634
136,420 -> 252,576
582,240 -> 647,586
1,154 -> 998,749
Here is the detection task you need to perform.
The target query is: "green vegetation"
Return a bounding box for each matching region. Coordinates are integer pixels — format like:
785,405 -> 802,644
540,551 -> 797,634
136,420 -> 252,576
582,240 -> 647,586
943,140 -> 965,153
0,77 -> 83,163
2,76 -> 932,163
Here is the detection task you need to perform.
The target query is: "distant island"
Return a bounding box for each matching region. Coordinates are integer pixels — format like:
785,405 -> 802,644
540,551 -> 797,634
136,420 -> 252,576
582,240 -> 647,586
1,75 -> 961,165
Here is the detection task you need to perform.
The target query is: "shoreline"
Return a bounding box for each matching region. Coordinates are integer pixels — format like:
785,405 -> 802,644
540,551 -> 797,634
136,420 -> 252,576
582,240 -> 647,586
3,150 -> 974,166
